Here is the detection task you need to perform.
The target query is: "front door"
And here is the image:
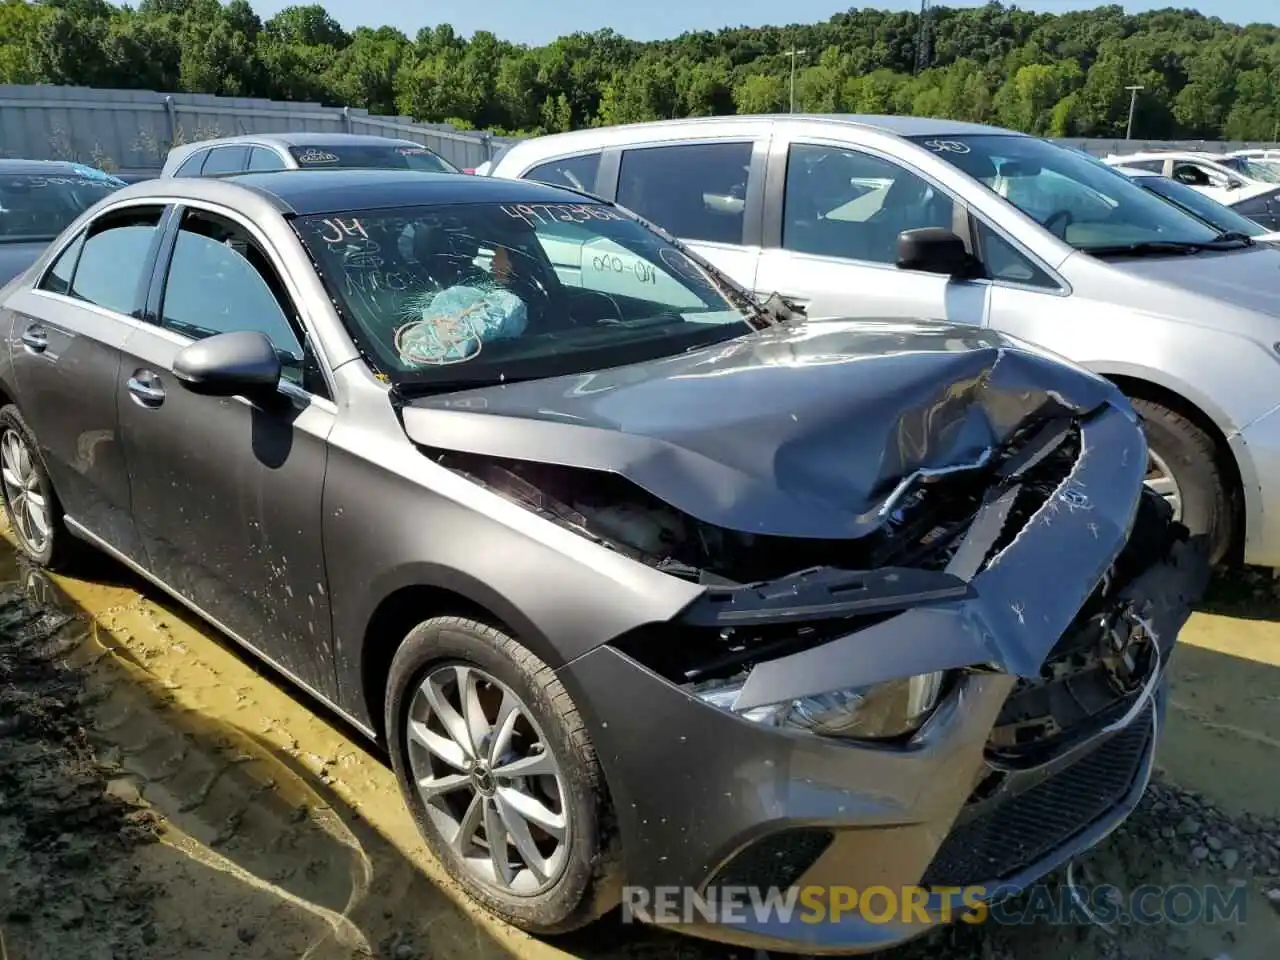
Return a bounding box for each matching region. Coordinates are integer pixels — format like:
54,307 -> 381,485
116,204 -> 338,697
754,139 -> 990,324
6,205 -> 168,560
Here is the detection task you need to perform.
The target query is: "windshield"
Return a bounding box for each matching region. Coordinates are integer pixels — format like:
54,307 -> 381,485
294,201 -> 759,391
911,134 -> 1221,252
1135,175 -> 1268,237
289,144 -> 458,174
0,172 -> 124,243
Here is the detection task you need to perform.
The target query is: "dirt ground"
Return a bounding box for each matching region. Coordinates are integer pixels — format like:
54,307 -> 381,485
1,526 -> 1279,960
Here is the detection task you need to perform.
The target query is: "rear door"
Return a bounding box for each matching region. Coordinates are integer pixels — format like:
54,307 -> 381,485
4,204 -> 168,561
754,135 -> 990,324
600,137 -> 768,292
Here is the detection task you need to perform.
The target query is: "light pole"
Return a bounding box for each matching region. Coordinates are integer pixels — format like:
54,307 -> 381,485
786,48 -> 807,114
1125,84 -> 1144,140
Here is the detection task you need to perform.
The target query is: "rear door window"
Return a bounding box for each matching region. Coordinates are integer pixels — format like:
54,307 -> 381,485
175,151 -> 208,177
201,146 -> 249,177
615,142 -> 752,245
247,147 -> 287,172
38,232 -> 86,295
70,206 -> 165,316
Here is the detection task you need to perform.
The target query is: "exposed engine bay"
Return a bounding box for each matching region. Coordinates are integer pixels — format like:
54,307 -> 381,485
431,414 -> 1080,588
427,410 -> 1093,688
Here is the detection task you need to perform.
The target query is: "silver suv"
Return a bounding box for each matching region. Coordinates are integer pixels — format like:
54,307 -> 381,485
490,115 -> 1280,568
161,132 -> 457,178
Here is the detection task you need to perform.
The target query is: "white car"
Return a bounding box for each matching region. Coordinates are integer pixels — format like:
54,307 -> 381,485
1105,151 -> 1280,232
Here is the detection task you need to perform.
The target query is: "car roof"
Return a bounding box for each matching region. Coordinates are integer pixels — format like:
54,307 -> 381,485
0,159 -> 117,176
498,113 -> 1024,155
115,168 -> 600,216
180,132 -> 430,150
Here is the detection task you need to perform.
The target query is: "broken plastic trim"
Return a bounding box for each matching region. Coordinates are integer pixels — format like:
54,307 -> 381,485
677,566 -> 973,628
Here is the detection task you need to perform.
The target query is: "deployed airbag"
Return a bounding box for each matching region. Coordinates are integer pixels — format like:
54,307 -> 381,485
396,284 -> 528,365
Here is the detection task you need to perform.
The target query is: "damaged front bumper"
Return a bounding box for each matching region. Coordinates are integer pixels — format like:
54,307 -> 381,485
555,402 -> 1210,954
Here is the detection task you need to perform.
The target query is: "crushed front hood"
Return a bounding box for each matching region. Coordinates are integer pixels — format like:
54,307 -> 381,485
400,319 -> 1124,539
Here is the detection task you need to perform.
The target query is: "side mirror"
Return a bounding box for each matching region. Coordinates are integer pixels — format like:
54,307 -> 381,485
897,228 -> 979,278
172,330 -> 282,400
1228,178 -> 1245,190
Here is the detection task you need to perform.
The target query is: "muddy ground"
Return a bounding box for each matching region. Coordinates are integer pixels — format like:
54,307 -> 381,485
1,527 -> 1278,960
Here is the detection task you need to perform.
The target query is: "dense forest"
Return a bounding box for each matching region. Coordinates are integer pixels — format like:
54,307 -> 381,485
1,0 -> 1279,140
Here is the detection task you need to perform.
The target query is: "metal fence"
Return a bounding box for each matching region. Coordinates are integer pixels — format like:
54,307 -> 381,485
0,84 -> 520,173
1,84 -> 1276,174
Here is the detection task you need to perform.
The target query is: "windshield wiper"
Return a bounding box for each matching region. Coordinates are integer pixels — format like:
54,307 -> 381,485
1086,240 -> 1214,257
1089,232 -> 1256,257
758,291 -> 806,324
1208,231 -> 1256,247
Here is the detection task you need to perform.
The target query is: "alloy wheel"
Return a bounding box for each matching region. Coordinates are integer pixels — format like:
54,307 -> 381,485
1,428 -> 50,555
1144,448 -> 1183,522
406,663 -> 570,896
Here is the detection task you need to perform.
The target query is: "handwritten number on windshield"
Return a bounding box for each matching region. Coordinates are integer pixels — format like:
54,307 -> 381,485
319,217 -> 369,244
500,204 -> 624,227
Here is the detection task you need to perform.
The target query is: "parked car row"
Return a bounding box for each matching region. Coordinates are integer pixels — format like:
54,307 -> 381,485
0,119 -> 1226,953
1104,148 -> 1280,232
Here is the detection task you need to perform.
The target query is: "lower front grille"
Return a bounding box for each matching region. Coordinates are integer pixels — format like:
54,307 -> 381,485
706,828 -> 834,891
921,707 -> 1153,887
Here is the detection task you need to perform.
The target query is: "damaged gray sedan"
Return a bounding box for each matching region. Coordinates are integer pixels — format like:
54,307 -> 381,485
0,170 -> 1208,953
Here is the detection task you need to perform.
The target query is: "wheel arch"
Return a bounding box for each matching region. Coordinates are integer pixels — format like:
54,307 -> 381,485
357,564 -> 557,741
1101,369 -> 1246,561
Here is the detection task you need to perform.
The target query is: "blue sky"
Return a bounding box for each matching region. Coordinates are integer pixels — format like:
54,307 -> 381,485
248,1 -> 1275,45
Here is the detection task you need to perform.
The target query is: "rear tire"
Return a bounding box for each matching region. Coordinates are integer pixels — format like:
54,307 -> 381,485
0,404 -> 77,570
1131,398 -> 1231,565
385,616 -> 621,935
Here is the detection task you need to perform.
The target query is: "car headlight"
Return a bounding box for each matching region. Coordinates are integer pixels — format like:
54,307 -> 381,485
692,671 -> 946,740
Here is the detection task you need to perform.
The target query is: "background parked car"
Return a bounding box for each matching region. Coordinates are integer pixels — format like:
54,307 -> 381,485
0,159 -> 126,284
160,132 -> 459,178
1115,166 -> 1280,243
488,115 -> 1280,568
1105,151 -> 1280,231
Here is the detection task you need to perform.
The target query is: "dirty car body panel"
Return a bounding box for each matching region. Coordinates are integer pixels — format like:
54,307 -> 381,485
0,170 -> 1209,954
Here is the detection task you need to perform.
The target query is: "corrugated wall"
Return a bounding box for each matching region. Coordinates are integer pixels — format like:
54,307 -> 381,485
1,84 -> 1276,174
0,84 -> 520,173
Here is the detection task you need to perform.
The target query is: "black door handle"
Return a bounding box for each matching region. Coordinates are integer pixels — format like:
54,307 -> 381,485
20,325 -> 47,353
126,370 -> 166,407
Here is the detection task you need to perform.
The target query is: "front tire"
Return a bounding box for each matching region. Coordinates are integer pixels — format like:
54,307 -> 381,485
0,404 -> 75,569
1131,398 -> 1232,565
385,616 -> 620,935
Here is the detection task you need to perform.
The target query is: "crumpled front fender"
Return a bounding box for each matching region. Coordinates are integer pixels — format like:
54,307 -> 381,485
734,403 -> 1173,708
